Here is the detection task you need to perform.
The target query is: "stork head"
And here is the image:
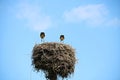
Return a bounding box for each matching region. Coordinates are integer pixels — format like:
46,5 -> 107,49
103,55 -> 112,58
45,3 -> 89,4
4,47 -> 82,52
40,32 -> 45,39
60,35 -> 64,41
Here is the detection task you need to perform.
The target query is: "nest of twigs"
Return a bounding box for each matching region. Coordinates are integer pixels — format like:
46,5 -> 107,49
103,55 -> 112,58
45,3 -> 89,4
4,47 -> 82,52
32,42 -> 76,80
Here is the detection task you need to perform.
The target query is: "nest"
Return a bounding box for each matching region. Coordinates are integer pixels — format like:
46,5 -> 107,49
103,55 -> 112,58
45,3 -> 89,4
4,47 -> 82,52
32,42 -> 76,80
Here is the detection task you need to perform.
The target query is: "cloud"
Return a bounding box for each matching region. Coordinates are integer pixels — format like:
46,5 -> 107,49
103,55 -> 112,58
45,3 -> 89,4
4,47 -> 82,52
63,4 -> 120,27
106,18 -> 120,26
15,2 -> 52,31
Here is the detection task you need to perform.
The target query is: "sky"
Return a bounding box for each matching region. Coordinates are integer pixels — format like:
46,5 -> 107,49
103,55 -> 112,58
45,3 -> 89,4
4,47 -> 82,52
0,0 -> 120,80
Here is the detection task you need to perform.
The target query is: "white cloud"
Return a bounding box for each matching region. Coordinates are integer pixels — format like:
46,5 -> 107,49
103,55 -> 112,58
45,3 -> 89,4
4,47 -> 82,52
63,4 -> 120,27
106,18 -> 120,26
16,3 -> 52,31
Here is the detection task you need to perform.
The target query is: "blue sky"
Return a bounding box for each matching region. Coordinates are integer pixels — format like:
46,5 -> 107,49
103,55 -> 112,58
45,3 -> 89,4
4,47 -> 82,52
0,0 -> 120,80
